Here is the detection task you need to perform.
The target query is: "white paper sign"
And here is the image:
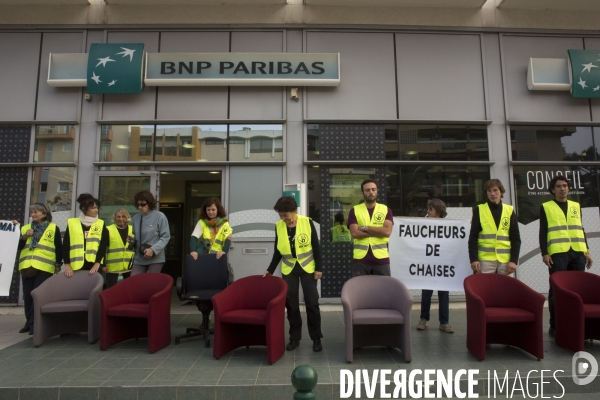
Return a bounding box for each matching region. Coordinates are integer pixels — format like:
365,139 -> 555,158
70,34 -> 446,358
0,221 -> 20,296
390,217 -> 471,291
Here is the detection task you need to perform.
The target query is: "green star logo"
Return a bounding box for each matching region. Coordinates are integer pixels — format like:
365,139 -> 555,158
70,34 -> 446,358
568,49 -> 600,99
87,43 -> 145,94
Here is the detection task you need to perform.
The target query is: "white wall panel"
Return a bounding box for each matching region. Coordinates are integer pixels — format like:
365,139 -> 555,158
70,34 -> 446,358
102,32 -> 159,121
157,32 -> 229,120
502,35 -> 589,122
36,32 -> 83,121
396,33 -> 486,120
306,32 -> 396,120
229,31 -> 284,120
0,33 -> 41,121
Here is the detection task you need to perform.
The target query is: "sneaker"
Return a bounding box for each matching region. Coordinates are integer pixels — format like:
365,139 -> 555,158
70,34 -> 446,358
286,339 -> 299,351
313,339 -> 323,352
417,319 -> 428,330
439,324 -> 454,333
548,327 -> 555,337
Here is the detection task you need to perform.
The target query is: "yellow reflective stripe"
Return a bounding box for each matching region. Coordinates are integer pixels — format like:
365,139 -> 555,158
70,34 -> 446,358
214,239 -> 223,245
478,246 -> 496,253
34,244 -> 54,252
70,244 -> 84,250
496,249 -> 511,254
548,238 -> 571,246
353,244 -> 369,250
568,225 -> 584,231
282,258 -> 294,268
106,248 -> 125,254
478,234 -> 496,239
297,250 -> 313,259
496,236 -> 510,241
106,258 -> 130,264
548,225 -> 567,232
371,243 -> 388,250
23,255 -> 55,266
571,238 -> 586,243
87,238 -> 100,244
70,256 -> 84,262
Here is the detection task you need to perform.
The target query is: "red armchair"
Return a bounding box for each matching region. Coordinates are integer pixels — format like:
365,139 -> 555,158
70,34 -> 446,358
212,275 -> 287,364
550,271 -> 600,352
100,273 -> 173,353
464,274 -> 545,361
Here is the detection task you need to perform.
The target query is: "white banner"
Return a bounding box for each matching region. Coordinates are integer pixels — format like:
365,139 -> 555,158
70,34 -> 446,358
0,221 -> 20,296
390,217 -> 471,291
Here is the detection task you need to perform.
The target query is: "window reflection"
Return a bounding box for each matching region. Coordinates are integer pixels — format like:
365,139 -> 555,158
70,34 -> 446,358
30,167 -> 74,232
511,126 -> 596,162
100,125 -> 155,162
229,125 -> 283,161
34,125 -> 76,162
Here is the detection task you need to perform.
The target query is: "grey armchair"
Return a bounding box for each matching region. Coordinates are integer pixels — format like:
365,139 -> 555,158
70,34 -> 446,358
341,275 -> 413,363
31,271 -> 103,347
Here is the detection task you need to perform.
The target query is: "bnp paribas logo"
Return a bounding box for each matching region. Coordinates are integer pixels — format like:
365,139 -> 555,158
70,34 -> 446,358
86,43 -> 145,94
568,49 -> 600,99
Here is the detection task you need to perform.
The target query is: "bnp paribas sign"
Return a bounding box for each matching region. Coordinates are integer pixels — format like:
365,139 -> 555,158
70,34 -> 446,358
527,49 -> 600,99
47,43 -> 340,93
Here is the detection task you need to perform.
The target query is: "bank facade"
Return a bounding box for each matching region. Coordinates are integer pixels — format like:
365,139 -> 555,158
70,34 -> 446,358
1,2 -> 600,304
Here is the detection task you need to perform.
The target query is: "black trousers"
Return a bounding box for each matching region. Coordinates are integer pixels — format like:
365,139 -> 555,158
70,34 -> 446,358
22,270 -> 53,329
283,272 -> 323,341
105,272 -> 131,289
548,249 -> 586,328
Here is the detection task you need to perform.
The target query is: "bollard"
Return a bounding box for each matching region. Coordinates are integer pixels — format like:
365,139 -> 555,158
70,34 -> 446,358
291,364 -> 318,400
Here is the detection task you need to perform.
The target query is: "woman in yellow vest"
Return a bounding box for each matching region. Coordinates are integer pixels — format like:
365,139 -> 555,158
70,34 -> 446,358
263,196 -> 324,353
330,212 -> 351,244
102,208 -> 134,288
11,203 -> 62,334
63,193 -> 109,278
190,197 -> 232,260
417,199 -> 453,333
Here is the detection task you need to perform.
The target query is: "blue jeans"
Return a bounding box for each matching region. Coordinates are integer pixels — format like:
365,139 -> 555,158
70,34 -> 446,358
548,249 -> 586,329
420,290 -> 449,325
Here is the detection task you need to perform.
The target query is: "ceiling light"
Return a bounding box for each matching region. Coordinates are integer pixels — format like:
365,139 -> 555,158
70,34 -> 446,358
209,171 -> 220,174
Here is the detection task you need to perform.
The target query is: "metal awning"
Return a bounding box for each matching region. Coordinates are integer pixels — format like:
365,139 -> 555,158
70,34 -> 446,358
497,0 -> 600,11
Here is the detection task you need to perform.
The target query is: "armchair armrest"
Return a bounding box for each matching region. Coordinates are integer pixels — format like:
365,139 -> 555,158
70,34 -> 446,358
99,281 -> 132,311
31,276 -> 61,307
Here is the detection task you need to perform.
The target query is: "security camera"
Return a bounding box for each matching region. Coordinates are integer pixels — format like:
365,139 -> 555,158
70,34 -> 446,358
290,87 -> 299,102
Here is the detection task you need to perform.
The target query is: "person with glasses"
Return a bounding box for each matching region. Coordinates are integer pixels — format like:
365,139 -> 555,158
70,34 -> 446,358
63,193 -> 109,278
11,203 -> 63,334
103,208 -> 134,288
417,198 -> 453,333
130,190 -> 170,275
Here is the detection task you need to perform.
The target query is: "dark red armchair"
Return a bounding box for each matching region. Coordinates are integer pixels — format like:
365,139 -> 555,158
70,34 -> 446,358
550,271 -> 600,352
212,275 -> 287,364
464,274 -> 545,361
100,273 -> 173,353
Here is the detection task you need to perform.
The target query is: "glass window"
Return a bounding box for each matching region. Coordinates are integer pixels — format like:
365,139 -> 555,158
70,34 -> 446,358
229,124 -> 283,162
34,125 -> 75,162
97,176 -> 152,224
307,124 -> 320,160
513,165 -> 599,224
511,126 -> 595,162
399,125 -> 489,161
30,167 -> 74,232
158,124 -> 227,162
100,125 -> 155,162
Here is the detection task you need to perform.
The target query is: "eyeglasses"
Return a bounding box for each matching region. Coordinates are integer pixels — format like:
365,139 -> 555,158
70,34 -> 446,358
137,202 -> 148,207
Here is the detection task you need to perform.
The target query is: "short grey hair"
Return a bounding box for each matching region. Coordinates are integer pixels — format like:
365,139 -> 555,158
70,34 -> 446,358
29,203 -> 52,222
112,208 -> 131,224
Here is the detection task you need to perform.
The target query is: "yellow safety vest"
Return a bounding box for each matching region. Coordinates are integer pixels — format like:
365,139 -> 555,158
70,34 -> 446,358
19,223 -> 58,274
67,218 -> 105,271
201,221 -> 233,253
543,200 -> 587,255
105,224 -> 134,273
477,203 -> 513,263
331,225 -> 351,243
352,203 -> 389,259
276,215 -> 316,275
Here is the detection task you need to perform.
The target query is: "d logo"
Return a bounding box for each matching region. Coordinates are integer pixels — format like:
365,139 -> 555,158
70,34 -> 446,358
44,230 -> 54,241
501,217 -> 509,229
91,225 -> 100,234
374,212 -> 385,224
297,233 -> 309,246
570,207 -> 579,217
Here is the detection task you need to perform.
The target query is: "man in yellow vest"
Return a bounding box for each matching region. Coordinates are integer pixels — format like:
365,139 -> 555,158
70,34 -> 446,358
348,179 -> 393,277
468,179 -> 521,276
540,175 -> 593,337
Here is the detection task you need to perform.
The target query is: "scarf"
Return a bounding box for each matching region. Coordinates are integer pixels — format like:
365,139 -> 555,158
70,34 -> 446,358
79,212 -> 99,227
30,220 -> 50,249
203,217 -> 228,243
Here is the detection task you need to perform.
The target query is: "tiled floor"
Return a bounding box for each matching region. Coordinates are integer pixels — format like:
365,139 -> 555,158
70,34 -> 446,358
0,303 -> 598,399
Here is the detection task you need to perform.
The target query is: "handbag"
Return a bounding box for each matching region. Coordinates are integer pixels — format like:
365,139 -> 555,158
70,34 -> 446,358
21,267 -> 38,278
137,214 -> 154,257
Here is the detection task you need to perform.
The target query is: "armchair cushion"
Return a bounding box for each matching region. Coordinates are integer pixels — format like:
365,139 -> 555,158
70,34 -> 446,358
583,304 -> 600,318
485,307 -> 536,323
185,289 -> 223,301
353,309 -> 404,325
41,300 -> 89,313
106,303 -> 149,318
221,309 -> 267,325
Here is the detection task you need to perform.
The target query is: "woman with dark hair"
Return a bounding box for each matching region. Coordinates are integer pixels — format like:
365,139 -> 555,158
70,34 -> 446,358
11,203 -> 62,334
190,197 -> 232,260
417,198 -> 453,333
263,196 -> 324,352
103,208 -> 134,288
130,190 -> 170,275
63,193 -> 109,278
